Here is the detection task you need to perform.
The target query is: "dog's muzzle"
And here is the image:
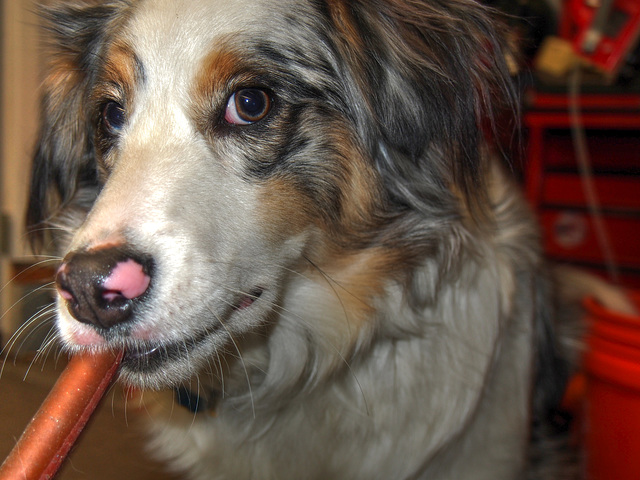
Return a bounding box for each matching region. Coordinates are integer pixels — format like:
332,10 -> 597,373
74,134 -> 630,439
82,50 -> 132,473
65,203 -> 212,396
55,247 -> 154,330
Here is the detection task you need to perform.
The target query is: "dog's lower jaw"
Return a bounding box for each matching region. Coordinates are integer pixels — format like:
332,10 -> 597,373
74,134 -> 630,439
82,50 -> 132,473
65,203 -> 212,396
55,274 -> 280,390
143,259 -> 536,480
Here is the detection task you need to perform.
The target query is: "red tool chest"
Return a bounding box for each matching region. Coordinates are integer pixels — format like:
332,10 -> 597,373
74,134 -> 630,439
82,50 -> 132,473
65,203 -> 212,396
524,90 -> 640,287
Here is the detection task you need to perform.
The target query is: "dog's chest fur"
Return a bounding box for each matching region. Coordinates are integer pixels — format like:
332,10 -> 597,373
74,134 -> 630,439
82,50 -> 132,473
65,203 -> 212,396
143,172 -> 540,480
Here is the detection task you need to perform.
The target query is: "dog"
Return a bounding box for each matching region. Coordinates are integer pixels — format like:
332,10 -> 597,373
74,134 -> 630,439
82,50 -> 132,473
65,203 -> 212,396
26,0 -> 575,478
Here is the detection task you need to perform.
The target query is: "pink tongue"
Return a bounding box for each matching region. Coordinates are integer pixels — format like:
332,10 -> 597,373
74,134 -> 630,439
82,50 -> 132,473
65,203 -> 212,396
102,259 -> 150,300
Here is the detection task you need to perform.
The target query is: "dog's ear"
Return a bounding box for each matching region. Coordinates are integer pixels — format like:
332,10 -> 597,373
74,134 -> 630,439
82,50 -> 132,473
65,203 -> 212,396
326,0 -> 516,214
26,2 -> 123,250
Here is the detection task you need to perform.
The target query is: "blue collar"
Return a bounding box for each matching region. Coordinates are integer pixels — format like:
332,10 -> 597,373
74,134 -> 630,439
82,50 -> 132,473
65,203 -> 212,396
174,385 -> 217,414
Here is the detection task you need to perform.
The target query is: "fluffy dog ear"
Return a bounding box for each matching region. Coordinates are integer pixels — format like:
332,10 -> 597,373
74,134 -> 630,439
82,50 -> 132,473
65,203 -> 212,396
26,2 -> 122,250
326,0 -> 516,213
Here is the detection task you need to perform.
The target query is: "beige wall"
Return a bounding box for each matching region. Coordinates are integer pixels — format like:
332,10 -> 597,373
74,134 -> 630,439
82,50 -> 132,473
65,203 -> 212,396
1,0 -> 40,258
1,0 -> 42,339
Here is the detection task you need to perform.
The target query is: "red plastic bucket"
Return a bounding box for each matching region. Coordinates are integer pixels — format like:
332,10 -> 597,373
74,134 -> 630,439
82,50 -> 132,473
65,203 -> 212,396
583,292 -> 640,480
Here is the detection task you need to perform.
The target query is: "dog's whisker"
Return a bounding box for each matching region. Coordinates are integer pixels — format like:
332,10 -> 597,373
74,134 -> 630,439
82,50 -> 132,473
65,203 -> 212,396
35,323 -> 60,357
100,381 -> 122,424
22,225 -> 68,243
206,305 -> 256,418
19,316 -> 58,378
214,350 -> 228,400
38,327 -> 61,361
0,280 -> 56,334
204,258 -> 317,284
110,387 -> 120,426
0,299 -> 57,376
24,326 -> 60,380
190,375 -> 202,430
35,336 -> 59,368
301,255 -> 357,339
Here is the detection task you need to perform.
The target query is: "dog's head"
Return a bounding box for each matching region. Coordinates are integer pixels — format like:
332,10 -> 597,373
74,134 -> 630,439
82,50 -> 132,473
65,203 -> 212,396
27,0 -> 514,389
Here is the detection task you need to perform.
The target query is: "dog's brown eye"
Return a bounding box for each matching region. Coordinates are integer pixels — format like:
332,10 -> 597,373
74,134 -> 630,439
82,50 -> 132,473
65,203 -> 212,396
225,88 -> 271,125
102,101 -> 126,134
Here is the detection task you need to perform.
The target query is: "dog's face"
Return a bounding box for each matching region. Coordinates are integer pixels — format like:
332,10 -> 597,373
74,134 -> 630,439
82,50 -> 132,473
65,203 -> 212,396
45,0 -> 383,388
28,0 -> 513,390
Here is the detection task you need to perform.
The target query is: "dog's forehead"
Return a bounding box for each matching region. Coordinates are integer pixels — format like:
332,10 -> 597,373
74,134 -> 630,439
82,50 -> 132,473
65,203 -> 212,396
106,0 -> 298,138
124,0 -> 289,69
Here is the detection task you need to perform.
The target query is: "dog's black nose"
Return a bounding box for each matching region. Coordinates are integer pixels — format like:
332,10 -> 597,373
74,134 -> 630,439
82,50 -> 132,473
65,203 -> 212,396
55,247 -> 153,329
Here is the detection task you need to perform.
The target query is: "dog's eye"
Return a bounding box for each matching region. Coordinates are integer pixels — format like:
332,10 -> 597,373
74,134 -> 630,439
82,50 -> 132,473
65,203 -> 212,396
102,101 -> 126,133
224,89 -> 271,125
